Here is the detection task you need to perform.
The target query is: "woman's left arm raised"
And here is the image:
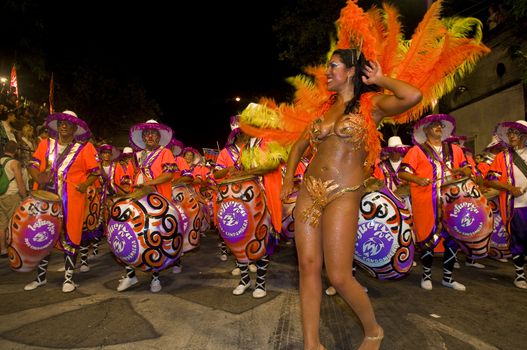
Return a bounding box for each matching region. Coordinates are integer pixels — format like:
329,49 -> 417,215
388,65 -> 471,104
362,61 -> 422,123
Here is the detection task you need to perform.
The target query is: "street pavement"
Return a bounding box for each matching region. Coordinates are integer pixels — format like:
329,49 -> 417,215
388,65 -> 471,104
0,230 -> 526,350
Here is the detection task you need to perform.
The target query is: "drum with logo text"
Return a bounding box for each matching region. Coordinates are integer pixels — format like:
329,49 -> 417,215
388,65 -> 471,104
441,176 -> 493,259
355,187 -> 415,280
172,183 -> 206,252
107,187 -> 183,272
7,190 -> 63,272
483,189 -> 511,259
216,175 -> 272,263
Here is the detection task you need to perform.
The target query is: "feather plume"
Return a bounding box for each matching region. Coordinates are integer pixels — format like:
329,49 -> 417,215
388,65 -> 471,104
336,0 -> 378,61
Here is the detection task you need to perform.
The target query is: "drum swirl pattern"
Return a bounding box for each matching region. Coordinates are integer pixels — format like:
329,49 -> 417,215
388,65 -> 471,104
356,188 -> 414,280
107,192 -> 183,272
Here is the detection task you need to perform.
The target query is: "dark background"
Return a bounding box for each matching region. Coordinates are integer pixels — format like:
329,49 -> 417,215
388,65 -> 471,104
0,0 -> 492,149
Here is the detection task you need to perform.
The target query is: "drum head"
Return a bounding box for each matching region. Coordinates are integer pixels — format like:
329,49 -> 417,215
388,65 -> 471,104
31,190 -> 61,202
218,174 -> 258,185
126,186 -> 155,199
442,175 -> 468,187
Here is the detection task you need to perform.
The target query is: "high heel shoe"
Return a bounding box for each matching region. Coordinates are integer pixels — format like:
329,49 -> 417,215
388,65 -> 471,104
359,327 -> 384,349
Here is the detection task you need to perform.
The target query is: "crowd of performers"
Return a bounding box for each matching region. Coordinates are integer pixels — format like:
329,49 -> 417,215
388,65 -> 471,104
4,108 -> 527,298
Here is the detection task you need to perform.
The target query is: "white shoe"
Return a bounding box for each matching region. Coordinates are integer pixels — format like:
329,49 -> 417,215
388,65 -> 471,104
497,258 -> 508,263
514,279 -> 527,289
150,279 -> 162,293
62,282 -> 77,293
465,261 -> 485,269
249,264 -> 257,273
442,280 -> 466,291
325,286 -> 337,296
24,279 -> 47,291
420,279 -> 433,291
233,283 -> 251,295
57,266 -> 65,272
172,265 -> 182,274
79,265 -> 90,273
219,254 -> 228,261
231,267 -> 241,276
252,288 -> 267,298
453,262 -> 461,269
412,260 -> 417,267
117,276 -> 138,292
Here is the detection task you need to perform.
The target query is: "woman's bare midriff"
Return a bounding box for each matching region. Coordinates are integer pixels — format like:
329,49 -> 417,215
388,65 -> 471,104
305,136 -> 366,187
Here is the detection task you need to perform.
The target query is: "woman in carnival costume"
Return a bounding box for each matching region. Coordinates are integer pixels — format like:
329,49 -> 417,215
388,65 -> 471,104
240,1 -> 489,348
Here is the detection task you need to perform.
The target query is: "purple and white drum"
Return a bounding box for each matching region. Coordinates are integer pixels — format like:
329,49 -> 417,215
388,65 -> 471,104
172,184 -> 206,252
441,176 -> 493,259
7,190 -> 63,272
484,189 -> 511,259
107,187 -> 184,272
281,178 -> 301,241
355,187 -> 415,280
216,175 -> 272,263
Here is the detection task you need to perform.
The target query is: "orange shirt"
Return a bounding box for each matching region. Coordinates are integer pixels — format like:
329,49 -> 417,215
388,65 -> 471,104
31,138 -> 99,249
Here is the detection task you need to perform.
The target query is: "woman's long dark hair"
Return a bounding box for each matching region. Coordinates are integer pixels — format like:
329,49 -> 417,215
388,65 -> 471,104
332,48 -> 379,114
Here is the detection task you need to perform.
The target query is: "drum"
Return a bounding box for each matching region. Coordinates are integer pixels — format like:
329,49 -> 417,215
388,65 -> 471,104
484,190 -> 511,259
81,184 -> 104,244
106,187 -> 184,272
6,190 -> 63,272
440,176 -> 493,259
355,187 -> 415,280
172,183 -> 205,252
216,175 -> 272,263
281,178 -> 301,241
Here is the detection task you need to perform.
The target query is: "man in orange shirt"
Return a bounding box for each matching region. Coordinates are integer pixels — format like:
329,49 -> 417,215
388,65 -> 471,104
116,120 -> 177,293
399,114 -> 472,292
24,111 -> 99,293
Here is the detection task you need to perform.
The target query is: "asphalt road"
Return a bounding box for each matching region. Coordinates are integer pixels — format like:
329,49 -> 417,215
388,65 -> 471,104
0,230 -> 525,350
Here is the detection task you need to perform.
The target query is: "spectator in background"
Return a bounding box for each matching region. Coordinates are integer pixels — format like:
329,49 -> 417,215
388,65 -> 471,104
0,141 -> 28,256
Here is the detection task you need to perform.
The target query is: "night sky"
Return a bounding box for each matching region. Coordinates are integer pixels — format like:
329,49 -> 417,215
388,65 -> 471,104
1,0 -> 487,150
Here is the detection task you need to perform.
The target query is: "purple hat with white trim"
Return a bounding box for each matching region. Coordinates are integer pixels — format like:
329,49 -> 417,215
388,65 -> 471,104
169,138 -> 184,157
444,134 -> 467,146
412,114 -> 456,145
97,143 -> 120,161
383,136 -> 410,154
495,120 -> 527,146
46,110 -> 91,141
129,119 -> 173,150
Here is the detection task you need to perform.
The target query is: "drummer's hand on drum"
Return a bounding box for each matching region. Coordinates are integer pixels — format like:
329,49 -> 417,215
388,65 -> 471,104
416,177 -> 431,186
510,186 -> 524,197
76,182 -> 89,193
36,172 -> 51,187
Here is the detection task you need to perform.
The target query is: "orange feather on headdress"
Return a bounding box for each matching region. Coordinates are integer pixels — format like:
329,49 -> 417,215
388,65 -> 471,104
239,0 -> 490,165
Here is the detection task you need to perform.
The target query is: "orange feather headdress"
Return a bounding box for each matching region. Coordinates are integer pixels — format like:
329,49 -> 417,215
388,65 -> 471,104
239,0 -> 490,166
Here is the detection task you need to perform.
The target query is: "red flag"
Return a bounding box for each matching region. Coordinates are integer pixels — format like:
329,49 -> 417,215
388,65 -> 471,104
10,64 -> 18,97
49,73 -> 54,114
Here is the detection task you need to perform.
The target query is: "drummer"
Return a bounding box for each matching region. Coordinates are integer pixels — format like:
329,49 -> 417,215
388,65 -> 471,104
373,135 -> 410,197
444,134 -> 487,270
24,110 -> 100,293
116,119 -> 177,293
486,120 -> 527,290
110,147 -> 136,196
398,114 -> 472,291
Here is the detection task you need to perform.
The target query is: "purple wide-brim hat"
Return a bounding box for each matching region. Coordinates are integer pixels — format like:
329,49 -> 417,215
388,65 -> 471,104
46,111 -> 91,141
383,146 -> 410,154
129,119 -> 173,150
169,138 -> 184,157
182,146 -> 203,165
444,135 -> 467,145
97,144 -> 120,161
412,114 -> 456,145
117,146 -> 134,160
495,120 -> 527,145
226,128 -> 241,147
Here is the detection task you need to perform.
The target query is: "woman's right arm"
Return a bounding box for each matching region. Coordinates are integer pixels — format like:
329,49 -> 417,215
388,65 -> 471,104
280,131 -> 310,201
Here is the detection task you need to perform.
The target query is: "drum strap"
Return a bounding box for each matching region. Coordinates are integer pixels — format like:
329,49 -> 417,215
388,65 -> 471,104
511,149 -> 527,178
